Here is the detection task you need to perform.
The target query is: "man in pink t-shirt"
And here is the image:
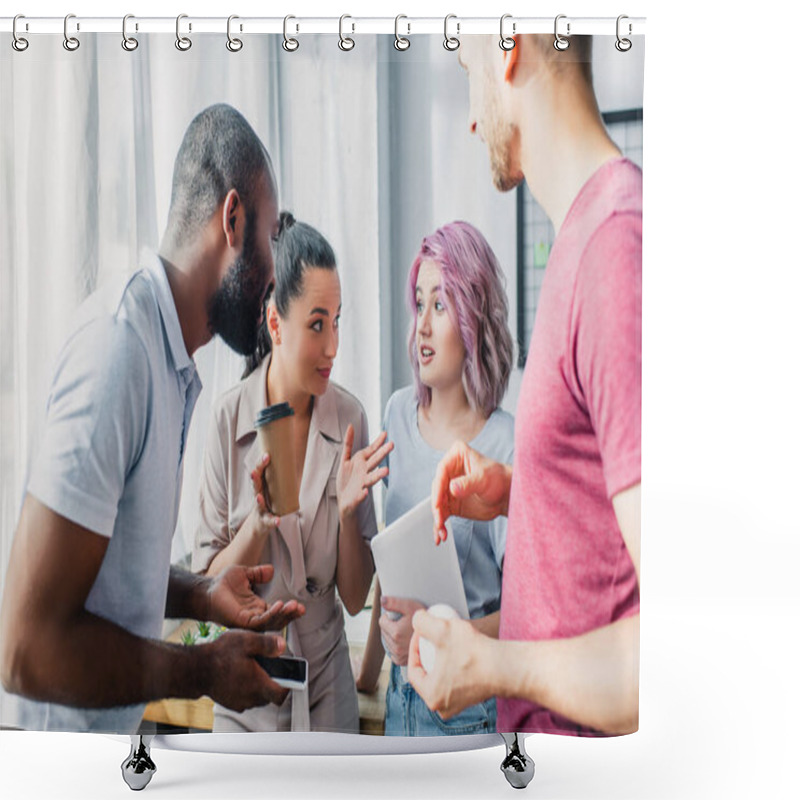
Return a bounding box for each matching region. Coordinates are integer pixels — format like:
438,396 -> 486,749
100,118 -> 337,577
408,34 -> 641,737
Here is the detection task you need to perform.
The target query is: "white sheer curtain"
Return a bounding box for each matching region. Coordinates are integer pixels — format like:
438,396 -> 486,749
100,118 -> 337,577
0,33 -> 382,616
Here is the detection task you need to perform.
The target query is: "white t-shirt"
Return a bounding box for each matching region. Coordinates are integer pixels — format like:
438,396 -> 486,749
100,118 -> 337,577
17,251 -> 202,733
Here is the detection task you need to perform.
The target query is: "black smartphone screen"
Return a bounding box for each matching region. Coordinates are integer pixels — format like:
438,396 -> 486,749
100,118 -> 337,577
255,656 -> 307,683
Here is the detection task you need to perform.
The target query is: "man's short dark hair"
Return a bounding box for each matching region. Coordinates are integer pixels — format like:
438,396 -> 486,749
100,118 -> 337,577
167,104 -> 273,246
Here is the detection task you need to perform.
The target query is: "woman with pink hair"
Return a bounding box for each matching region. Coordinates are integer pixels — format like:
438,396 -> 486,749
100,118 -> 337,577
357,221 -> 515,736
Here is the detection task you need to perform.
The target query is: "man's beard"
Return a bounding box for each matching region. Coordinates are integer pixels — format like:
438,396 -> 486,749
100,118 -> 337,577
490,143 -> 524,193
207,225 -> 266,356
485,93 -> 523,193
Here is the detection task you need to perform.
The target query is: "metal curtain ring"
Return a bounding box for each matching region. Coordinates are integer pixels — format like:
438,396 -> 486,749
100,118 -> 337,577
553,14 -> 570,51
499,14 -> 515,51
175,14 -> 192,51
283,15 -> 299,51
394,15 -> 410,51
443,14 -> 460,51
226,15 -> 242,52
339,15 -> 355,51
12,14 -> 29,52
122,14 -> 139,51
615,15 -> 632,52
63,13 -> 80,51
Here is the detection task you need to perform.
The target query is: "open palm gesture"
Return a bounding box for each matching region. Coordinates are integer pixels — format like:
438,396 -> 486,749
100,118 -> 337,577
336,426 -> 394,519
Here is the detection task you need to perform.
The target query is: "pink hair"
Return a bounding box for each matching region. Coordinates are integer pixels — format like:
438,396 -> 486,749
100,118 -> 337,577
406,221 -> 513,416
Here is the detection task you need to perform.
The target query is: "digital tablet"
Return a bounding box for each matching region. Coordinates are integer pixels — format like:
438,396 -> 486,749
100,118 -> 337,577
370,497 -> 469,619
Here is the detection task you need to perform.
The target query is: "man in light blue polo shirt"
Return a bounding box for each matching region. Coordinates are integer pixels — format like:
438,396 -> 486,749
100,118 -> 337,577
0,104 -> 304,735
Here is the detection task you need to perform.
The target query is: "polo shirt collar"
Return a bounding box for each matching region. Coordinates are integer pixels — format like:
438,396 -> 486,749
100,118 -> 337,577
144,250 -> 194,375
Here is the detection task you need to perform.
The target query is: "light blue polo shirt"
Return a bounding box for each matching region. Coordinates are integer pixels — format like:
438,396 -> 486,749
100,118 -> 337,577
17,251 -> 202,733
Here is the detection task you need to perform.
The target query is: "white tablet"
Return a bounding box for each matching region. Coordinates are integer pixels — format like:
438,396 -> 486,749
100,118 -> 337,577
370,497 -> 469,620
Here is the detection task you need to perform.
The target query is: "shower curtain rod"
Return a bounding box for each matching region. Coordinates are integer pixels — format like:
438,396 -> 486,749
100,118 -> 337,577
0,15 -> 646,37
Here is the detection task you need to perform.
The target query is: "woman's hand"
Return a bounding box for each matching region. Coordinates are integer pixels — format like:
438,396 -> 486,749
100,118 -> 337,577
249,453 -> 281,537
431,441 -> 512,544
336,426 -> 394,520
379,596 -> 425,667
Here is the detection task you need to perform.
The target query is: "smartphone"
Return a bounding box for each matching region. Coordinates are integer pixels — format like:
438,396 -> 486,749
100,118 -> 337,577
254,655 -> 308,691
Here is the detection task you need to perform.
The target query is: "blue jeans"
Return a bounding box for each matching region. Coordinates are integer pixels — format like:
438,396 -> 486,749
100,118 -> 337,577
384,663 -> 497,736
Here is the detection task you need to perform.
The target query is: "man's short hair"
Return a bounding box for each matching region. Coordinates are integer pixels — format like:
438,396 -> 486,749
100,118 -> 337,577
167,104 -> 273,246
529,34 -> 593,83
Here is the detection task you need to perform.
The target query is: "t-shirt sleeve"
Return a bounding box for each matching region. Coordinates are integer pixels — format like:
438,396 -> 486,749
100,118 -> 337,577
379,390 -> 396,489
573,211 -> 642,499
26,317 -> 151,537
192,401 -> 234,574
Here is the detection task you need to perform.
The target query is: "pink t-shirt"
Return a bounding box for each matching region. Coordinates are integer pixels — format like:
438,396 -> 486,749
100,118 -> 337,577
498,158 -> 642,735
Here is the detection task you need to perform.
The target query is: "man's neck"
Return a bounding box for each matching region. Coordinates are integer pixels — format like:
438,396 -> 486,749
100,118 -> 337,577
518,81 -> 621,234
158,247 -> 215,359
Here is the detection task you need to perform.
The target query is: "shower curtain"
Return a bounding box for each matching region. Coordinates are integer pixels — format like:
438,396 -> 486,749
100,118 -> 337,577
0,17 -> 644,742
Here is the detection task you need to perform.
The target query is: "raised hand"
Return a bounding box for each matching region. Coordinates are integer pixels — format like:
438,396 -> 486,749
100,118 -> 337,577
336,425 -> 394,520
431,441 -> 512,543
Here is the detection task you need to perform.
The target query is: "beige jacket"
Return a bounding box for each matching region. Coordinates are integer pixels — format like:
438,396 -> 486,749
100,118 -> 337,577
193,353 -> 377,731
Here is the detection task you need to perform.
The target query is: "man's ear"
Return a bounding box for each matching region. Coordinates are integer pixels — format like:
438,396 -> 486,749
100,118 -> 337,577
503,37 -> 521,84
266,301 -> 281,345
221,188 -> 242,249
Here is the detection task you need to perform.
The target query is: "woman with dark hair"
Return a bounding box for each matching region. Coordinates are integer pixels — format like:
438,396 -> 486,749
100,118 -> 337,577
357,221 -> 515,736
193,213 -> 392,732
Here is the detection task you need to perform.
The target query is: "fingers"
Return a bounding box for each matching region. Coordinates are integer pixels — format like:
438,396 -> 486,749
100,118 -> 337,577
361,431 -> 394,469
407,630 -> 424,672
251,453 -> 270,490
342,423 -> 355,462
253,632 -> 286,659
364,439 -> 394,472
431,443 -> 466,543
406,631 -> 430,691
255,494 -> 280,527
246,564 -> 276,586
381,596 -> 424,616
361,465 -> 389,489
378,614 -> 404,665
362,429 -> 388,460
252,600 -> 306,631
450,469 -> 484,498
411,608 -> 448,645
264,680 -> 290,707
